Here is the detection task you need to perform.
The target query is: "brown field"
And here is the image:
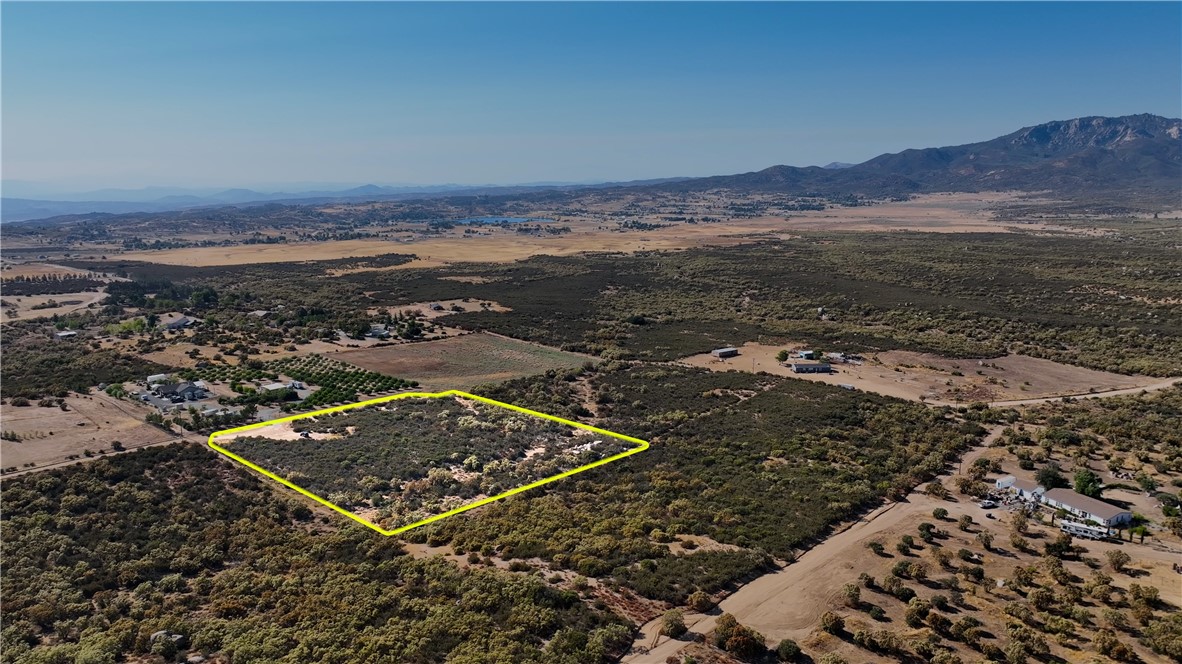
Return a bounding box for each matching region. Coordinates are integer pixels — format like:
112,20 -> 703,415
0,393 -> 176,470
332,332 -> 591,391
680,342 -> 1173,405
0,290 -> 109,323
108,194 -> 1085,268
0,261 -> 93,278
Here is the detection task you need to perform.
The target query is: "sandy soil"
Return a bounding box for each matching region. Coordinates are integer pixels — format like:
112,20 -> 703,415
679,342 -> 1172,404
215,420 -> 341,443
140,342 -> 208,368
0,262 -> 94,278
0,290 -> 109,323
0,393 -> 175,469
333,332 -> 591,391
368,298 -> 511,319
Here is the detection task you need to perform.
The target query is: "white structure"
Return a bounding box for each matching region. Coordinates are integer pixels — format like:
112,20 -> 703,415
1041,488 -> 1132,528
711,347 -> 739,358
995,476 -> 1046,500
261,381 -> 304,392
146,373 -> 171,385
1059,520 -> 1110,541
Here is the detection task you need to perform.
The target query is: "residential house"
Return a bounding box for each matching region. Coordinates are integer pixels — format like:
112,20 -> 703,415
1041,488 -> 1133,528
995,476 -> 1046,500
790,362 -> 832,374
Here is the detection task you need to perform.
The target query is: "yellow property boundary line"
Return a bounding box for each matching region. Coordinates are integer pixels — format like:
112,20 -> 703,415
207,390 -> 648,536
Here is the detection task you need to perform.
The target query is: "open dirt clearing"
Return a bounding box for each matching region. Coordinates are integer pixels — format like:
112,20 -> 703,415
333,333 -> 591,391
680,342 -> 1170,404
0,262 -> 94,278
0,393 -> 175,469
365,298 -> 510,319
0,290 -> 109,323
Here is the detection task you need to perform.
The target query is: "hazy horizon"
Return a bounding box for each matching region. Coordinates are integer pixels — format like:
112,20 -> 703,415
4,2 -> 1180,193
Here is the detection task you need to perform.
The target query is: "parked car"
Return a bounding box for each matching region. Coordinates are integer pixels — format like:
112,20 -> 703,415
979,500 -> 997,509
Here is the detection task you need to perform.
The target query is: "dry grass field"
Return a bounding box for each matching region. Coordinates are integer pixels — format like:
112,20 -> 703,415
0,262 -> 94,278
103,194 -> 1091,268
0,392 -> 174,470
0,289 -> 109,323
681,342 -> 1169,404
333,332 -> 591,391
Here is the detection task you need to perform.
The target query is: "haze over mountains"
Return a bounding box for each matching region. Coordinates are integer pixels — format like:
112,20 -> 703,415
655,114 -> 1181,204
4,114 -> 1178,223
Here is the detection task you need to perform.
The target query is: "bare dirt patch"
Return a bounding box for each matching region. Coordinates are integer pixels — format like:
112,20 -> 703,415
0,393 -> 174,469
0,262 -> 93,279
0,290 -> 109,323
333,333 -> 591,391
368,298 -> 510,319
680,342 -> 1167,404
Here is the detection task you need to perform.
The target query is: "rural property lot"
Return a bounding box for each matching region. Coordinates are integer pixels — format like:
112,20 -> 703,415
333,332 -> 591,390
681,342 -> 1168,404
0,392 -> 175,470
0,289 -> 109,323
213,392 -> 646,534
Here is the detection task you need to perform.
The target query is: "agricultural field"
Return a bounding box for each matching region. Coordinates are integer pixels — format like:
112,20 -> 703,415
0,392 -> 175,472
176,354 -> 417,411
334,332 -> 592,391
217,394 -> 640,531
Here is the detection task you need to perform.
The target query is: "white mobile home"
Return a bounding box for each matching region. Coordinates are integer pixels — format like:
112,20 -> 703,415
1041,488 -> 1132,528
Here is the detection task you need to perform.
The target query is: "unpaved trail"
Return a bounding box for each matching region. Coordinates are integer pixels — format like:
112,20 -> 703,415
0,433 -> 200,479
976,377 -> 1180,408
625,497 -> 947,663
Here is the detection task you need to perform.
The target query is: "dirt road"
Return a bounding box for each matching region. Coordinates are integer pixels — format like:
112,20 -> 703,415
978,377 -> 1181,408
0,434 -> 199,479
624,425 -> 1004,662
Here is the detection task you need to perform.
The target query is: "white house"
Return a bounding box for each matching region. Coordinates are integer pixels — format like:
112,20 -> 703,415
1041,488 -> 1132,528
995,476 -> 1046,500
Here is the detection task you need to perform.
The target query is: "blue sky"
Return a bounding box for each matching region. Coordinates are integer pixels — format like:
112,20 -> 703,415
3,2 -> 1179,193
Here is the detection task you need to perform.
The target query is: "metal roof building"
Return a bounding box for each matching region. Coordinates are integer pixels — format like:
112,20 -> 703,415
1041,488 -> 1132,527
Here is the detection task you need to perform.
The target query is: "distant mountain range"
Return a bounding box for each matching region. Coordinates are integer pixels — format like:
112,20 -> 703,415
0,184 -> 512,222
656,114 -> 1180,204
4,114 -> 1178,222
0,178 -> 691,223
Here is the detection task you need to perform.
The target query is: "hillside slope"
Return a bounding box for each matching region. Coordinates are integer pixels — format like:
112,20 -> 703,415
659,114 -> 1181,205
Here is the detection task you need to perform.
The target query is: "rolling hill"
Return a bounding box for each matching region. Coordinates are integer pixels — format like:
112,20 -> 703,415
657,114 -> 1181,206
